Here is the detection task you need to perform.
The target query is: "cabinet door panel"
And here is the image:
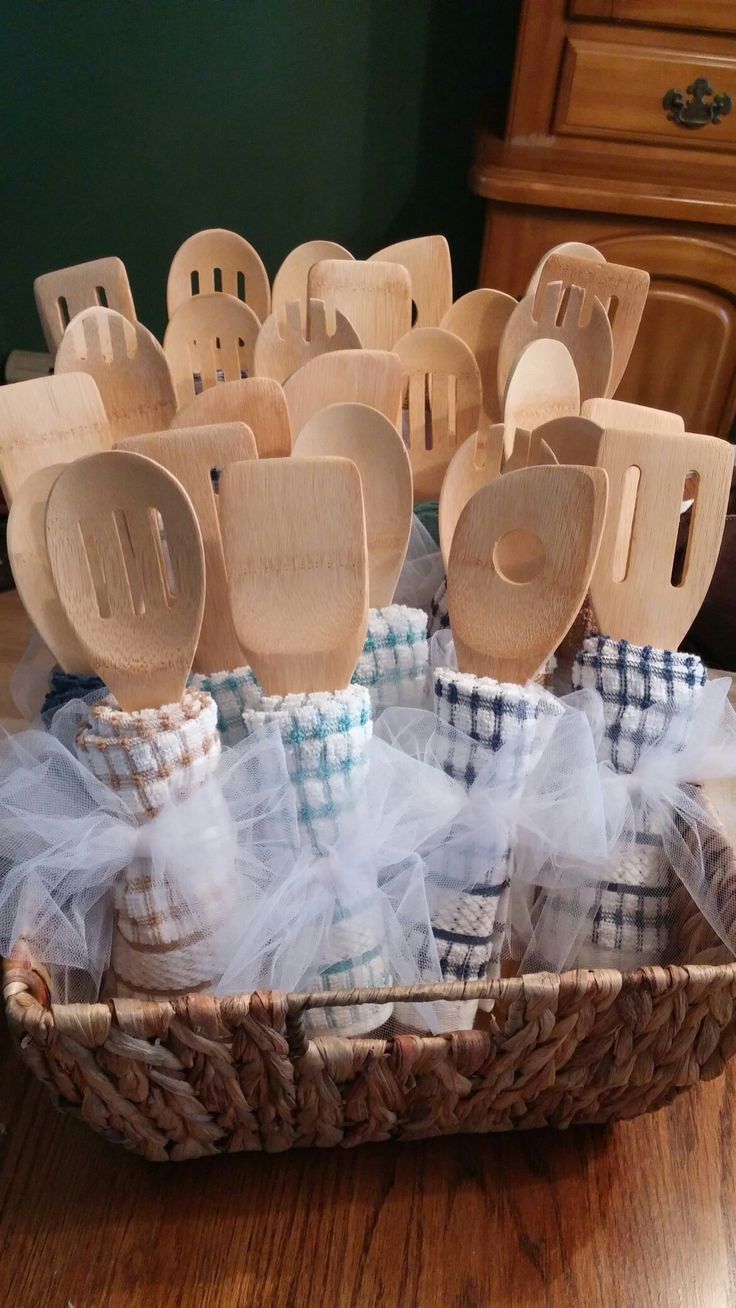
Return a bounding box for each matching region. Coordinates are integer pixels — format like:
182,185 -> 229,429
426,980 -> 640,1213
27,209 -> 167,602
569,1 -> 736,35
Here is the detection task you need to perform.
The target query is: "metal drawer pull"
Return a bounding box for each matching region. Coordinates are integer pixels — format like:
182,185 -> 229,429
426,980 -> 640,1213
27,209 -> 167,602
663,77 -> 732,128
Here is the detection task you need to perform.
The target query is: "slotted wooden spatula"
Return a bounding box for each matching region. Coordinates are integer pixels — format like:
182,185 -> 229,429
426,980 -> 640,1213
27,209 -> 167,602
219,457 -> 368,695
292,401 -> 412,606
7,463 -> 93,674
271,241 -> 354,325
502,339 -> 580,458
440,288 -> 517,423
525,242 -> 605,296
448,464 -> 608,683
284,349 -> 402,440
535,254 -> 650,394
0,372 -> 111,504
55,307 -> 177,440
308,259 -> 411,350
581,397 -> 684,434
369,235 -> 452,328
170,377 -> 292,457
394,326 -> 482,502
254,299 -> 361,384
498,281 -> 613,403
116,423 -> 257,673
46,450 -> 205,710
590,428 -> 732,650
164,293 -> 261,407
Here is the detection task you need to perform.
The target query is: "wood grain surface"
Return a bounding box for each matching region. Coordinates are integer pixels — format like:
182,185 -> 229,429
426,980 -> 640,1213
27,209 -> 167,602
1,589 -> 736,1307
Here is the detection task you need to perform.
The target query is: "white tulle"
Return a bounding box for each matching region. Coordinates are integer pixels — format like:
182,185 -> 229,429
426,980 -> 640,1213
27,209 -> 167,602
393,514 -> 444,613
9,635 -> 57,722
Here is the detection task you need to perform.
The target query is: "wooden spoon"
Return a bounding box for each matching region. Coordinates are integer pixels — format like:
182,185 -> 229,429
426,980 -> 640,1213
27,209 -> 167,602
502,339 -> 580,459
497,281 -> 613,403
590,428 -> 732,650
34,256 -> 136,353
448,464 -> 608,682
167,227 -> 270,322
308,259 -> 411,350
271,241 -> 353,325
292,402 -> 412,606
0,372 -> 111,505
525,242 -> 605,296
254,299 -> 361,384
535,254 -> 650,395
7,463 -> 93,674
369,235 -> 452,328
534,415 -> 604,466
55,307 -> 177,441
170,377 -> 292,457
581,397 -> 684,434
440,288 -> 517,423
393,326 -> 482,502
46,450 -> 205,710
163,292 -> 261,407
284,349 -> 402,440
116,423 -> 257,674
220,457 -> 368,695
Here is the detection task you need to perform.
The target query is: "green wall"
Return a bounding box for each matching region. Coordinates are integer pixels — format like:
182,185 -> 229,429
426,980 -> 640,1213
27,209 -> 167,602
1,1 -> 520,358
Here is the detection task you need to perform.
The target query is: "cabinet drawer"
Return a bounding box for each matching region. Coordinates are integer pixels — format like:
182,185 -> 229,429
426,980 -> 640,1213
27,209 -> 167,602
556,32 -> 736,150
569,0 -> 736,34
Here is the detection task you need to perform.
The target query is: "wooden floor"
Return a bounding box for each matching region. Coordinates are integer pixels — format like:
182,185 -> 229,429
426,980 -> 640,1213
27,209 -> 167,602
1,589 -> 736,1307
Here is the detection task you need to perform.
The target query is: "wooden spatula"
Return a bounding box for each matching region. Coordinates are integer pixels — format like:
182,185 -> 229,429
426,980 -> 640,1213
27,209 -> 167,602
34,256 -> 136,353
7,463 -> 93,674
581,397 -> 684,434
448,464 -> 608,683
163,292 -> 261,407
501,429 -> 559,474
534,415 -> 603,466
284,349 -> 402,440
170,377 -> 292,457
292,402 -> 412,606
0,372 -> 111,504
167,228 -> 270,323
440,288 -> 517,423
535,255 -> 650,395
254,299 -> 361,384
271,241 -> 354,325
46,450 -> 205,710
590,428 -> 732,650
219,457 -> 368,695
116,423 -> 257,673
308,259 -> 411,350
502,339 -> 580,459
525,242 -> 605,296
369,236 -> 452,329
498,281 -> 613,403
394,326 -> 482,502
55,307 -> 177,441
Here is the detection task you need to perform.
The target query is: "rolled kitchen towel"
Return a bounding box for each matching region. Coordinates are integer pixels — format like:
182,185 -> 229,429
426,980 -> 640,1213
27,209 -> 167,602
351,605 -> 428,711
189,665 -> 259,748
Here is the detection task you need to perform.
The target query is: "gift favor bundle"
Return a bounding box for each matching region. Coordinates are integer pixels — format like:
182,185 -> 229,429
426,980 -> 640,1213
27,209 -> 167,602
3,232 -> 736,1158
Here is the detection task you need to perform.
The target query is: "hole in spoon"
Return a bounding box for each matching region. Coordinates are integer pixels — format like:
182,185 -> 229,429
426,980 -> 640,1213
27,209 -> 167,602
673,471 -> 699,587
612,465 -> 640,582
493,529 -> 546,584
58,296 -> 70,329
237,270 -> 246,301
213,267 -> 223,293
96,285 -> 108,308
190,270 -> 200,296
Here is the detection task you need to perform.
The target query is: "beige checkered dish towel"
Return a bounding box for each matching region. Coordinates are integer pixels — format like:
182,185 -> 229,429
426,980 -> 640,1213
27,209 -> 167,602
76,689 -> 236,1001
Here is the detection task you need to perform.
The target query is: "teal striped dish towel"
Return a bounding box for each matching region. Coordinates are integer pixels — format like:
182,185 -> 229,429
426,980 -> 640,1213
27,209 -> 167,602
189,665 -> 259,748
351,605 -> 428,711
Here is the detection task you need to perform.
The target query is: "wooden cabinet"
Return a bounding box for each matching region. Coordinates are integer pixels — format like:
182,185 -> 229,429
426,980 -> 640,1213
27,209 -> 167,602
472,0 -> 736,438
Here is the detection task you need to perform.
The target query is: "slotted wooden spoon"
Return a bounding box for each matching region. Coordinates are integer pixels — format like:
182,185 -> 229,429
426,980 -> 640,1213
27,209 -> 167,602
440,288 -> 517,423
0,372 -> 112,504
590,428 -> 732,650
271,241 -> 354,325
116,423 -> 257,673
34,256 -> 136,353
448,464 -> 608,683
393,326 -> 482,502
55,307 -> 177,441
369,235 -> 452,328
498,281 -> 613,402
525,242 -> 606,296
163,293 -> 261,407
284,349 -> 402,440
167,228 -> 270,323
502,339 -> 580,459
46,450 -> 205,710
292,402 -> 412,606
219,457 -> 368,695
254,299 -> 361,384
7,463 -> 93,674
170,376 -> 292,457
308,259 -> 411,350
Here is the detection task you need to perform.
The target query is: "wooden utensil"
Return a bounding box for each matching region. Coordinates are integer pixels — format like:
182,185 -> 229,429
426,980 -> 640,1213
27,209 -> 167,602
393,326 -> 482,502
167,228 -> 270,323
308,259 -> 411,350
590,428 -> 732,651
7,463 -> 93,674
170,377 -> 292,457
219,457 -> 368,695
534,415 -> 603,466
46,450 -> 205,711
581,397 -> 684,434
440,288 -> 517,423
271,241 -> 353,325
525,242 -> 606,296
535,254 -> 650,394
0,372 -> 111,504
116,423 -> 257,674
502,339 -> 580,458
284,349 -> 402,440
292,402 -> 412,606
55,307 -> 177,441
164,293 -> 261,407
254,299 -> 361,384
498,281 -> 613,402
501,429 -> 559,474
369,235 -> 452,329
448,464 -> 608,682
34,256 -> 136,353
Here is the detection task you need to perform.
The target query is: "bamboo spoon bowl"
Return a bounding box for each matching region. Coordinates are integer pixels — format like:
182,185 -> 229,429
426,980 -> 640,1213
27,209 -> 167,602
440,288 -> 517,423
284,349 -> 403,441
170,377 -> 292,457
502,339 -> 580,459
498,281 -> 613,403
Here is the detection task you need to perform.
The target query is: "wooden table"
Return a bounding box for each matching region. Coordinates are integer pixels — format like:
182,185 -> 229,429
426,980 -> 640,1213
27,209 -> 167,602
1,589 -> 735,1308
